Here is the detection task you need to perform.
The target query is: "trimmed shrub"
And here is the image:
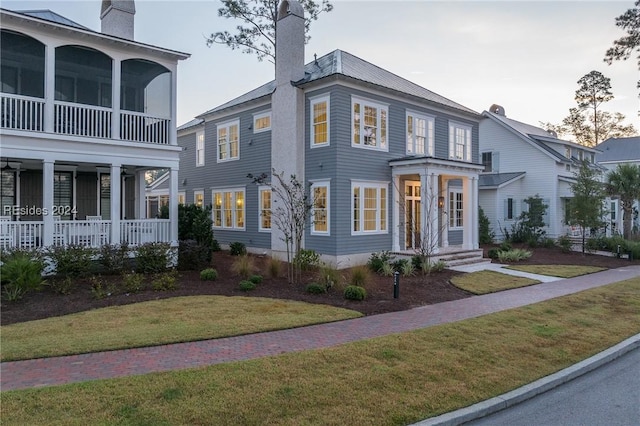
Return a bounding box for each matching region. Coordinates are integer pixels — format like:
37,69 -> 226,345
294,249 -> 320,271
541,238 -> 556,248
426,260 -> 447,273
479,206 -> 495,244
152,270 -> 178,291
98,243 -> 130,275
48,245 -> 95,278
249,274 -> 263,284
178,204 -> 217,251
49,277 -> 75,295
367,251 -> 394,274
122,271 -> 145,293
305,282 -> 327,294
344,285 -> 366,301
89,276 -> 108,299
239,280 -> 256,291
557,235 -> 573,253
135,243 -> 169,274
229,242 -> 247,256
487,248 -> 501,259
200,268 -> 218,281
178,239 -> 211,271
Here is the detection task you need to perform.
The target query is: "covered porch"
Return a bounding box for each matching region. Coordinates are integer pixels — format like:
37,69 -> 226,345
390,157 -> 483,255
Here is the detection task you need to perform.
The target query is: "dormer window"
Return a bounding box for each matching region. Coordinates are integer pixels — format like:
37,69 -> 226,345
565,147 -> 571,158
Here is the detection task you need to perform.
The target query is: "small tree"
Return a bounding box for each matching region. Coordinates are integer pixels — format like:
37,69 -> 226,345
479,206 -> 495,245
567,161 -> 606,253
249,170 -> 312,283
606,164 -> 640,239
509,195 -> 548,245
178,204 -> 215,249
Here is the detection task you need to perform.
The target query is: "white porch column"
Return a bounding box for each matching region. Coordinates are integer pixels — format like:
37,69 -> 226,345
111,59 -> 121,140
169,167 -> 179,244
110,164 -> 122,244
392,174 -> 401,252
430,173 -> 441,254
421,172 -> 440,255
471,176 -> 479,249
44,45 -> 55,133
170,65 -> 178,146
42,160 -> 55,246
462,177 -> 473,250
441,177 -> 449,248
135,170 -> 146,218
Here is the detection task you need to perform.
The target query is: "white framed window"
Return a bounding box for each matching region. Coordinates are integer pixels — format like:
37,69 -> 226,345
258,186 -> 271,232
351,181 -> 388,235
178,192 -> 186,205
196,130 -> 205,167
352,97 -> 388,151
449,189 -> 463,229
481,152 -> 493,172
504,197 -> 515,220
212,188 -> 245,230
565,147 -> 571,158
194,190 -> 204,207
448,121 -> 472,162
406,111 -> 434,156
311,180 -> 330,235
217,119 -> 240,162
253,111 -> 271,133
310,95 -> 330,147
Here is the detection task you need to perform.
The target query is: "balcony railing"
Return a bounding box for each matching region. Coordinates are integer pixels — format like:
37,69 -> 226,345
1,94 -> 44,132
54,101 -> 112,139
0,219 -> 170,250
121,111 -> 170,145
1,93 -> 171,145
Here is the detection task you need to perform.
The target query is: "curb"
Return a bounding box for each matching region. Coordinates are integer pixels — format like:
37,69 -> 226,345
413,333 -> 640,426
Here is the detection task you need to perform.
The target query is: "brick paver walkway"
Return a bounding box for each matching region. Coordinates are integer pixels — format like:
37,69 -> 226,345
2,265 -> 639,391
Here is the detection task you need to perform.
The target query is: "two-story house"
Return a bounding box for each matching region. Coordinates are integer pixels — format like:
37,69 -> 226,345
0,1 -> 189,251
174,0 -> 483,268
478,105 -> 602,241
596,136 -> 640,235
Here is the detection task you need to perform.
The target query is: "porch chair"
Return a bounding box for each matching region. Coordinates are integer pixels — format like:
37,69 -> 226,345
86,216 -> 108,246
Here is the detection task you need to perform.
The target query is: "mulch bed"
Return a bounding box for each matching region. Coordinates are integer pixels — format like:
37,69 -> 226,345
2,246 -> 635,326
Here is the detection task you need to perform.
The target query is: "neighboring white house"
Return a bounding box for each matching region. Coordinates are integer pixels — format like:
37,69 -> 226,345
0,2 -> 189,250
596,136 -> 640,236
478,105 -> 602,241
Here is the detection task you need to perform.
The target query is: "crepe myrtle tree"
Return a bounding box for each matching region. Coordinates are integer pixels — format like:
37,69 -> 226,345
248,169 -> 312,283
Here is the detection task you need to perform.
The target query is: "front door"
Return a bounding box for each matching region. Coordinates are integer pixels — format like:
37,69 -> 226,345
405,181 -> 421,249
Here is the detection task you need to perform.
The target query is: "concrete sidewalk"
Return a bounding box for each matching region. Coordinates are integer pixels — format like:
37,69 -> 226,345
449,261 -> 563,282
2,265 -> 639,392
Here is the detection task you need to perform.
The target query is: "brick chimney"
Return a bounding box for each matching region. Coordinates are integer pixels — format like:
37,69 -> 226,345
100,0 -> 136,39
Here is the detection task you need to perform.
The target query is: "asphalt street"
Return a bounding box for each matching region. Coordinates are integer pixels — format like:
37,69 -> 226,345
466,347 -> 640,426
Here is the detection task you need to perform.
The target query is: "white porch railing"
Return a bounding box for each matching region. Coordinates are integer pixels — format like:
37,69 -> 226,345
121,219 -> 170,246
1,94 -> 45,131
121,111 -> 170,145
54,101 -> 112,138
0,219 -> 170,250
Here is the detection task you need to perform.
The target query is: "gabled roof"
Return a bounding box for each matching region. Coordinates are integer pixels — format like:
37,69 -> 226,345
177,118 -> 204,132
478,172 -> 526,189
596,136 -> 640,163
18,9 -> 89,30
198,50 -> 479,118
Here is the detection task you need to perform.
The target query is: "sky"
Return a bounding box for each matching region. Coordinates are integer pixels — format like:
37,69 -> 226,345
3,0 -> 638,131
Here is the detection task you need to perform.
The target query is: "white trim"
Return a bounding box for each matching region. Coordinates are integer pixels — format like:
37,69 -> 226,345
196,130 -> 205,167
310,94 -> 330,148
449,187 -> 463,229
211,187 -> 246,230
351,180 -> 389,235
258,186 -> 272,232
253,110 -> 271,133
216,118 -> 240,163
406,110 -> 434,156
351,96 -> 389,152
449,121 -> 472,163
311,180 -> 330,235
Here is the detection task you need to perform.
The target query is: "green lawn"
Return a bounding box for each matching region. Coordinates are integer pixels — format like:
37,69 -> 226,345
450,270 -> 540,294
0,296 -> 362,361
2,278 -> 639,426
505,264 -> 606,278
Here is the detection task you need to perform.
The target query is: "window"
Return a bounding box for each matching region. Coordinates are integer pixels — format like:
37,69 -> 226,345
482,152 -> 493,172
196,130 -> 204,167
311,181 -> 329,234
310,95 -> 330,147
253,111 -> 271,133
406,111 -> 434,155
352,97 -> 388,151
565,147 -> 571,158
217,119 -> 239,162
99,173 -> 110,220
212,188 -> 245,230
178,192 -> 185,205
352,181 -> 388,234
505,197 -> 515,220
1,170 -> 16,217
194,190 -> 204,207
259,187 -> 271,231
449,189 -> 463,228
448,122 -> 472,162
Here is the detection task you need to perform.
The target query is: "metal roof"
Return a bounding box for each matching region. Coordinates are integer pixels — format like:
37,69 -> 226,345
177,118 -> 204,132
478,172 -> 526,189
17,9 -> 90,30
596,137 -> 640,163
198,50 -> 479,118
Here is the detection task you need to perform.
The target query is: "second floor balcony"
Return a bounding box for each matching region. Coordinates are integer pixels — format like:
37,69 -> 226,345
1,29 -> 174,145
